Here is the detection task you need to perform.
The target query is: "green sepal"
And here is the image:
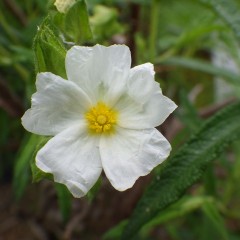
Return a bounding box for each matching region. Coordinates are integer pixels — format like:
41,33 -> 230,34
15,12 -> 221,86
31,160 -> 53,183
31,136 -> 53,183
33,16 -> 67,78
53,0 -> 93,44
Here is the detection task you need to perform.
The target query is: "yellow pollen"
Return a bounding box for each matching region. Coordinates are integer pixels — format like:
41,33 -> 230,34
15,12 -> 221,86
97,115 -> 107,125
85,102 -> 117,134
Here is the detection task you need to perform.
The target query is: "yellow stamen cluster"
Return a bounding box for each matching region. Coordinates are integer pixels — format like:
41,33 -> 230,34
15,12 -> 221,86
85,102 -> 117,134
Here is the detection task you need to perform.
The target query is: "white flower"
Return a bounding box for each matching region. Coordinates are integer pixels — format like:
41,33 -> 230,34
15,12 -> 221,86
22,44 -> 177,198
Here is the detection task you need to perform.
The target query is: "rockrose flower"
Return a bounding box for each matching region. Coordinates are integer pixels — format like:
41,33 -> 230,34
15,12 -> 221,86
22,44 -> 177,197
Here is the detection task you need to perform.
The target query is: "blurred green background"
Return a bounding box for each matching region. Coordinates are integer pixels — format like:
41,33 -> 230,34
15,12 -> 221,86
1,0 -> 240,239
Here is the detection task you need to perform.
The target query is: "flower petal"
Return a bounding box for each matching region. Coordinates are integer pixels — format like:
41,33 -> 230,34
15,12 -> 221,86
22,72 -> 91,136
65,44 -> 131,105
115,91 -> 177,129
127,63 -> 160,103
100,127 -> 171,191
114,63 -> 177,129
36,123 -> 102,198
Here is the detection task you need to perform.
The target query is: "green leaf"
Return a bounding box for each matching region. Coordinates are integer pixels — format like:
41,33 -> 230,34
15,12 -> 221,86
27,135 -> 72,223
198,0 -> 240,41
178,89 -> 202,132
30,137 -> 71,222
106,196 -> 215,240
13,134 -> 41,200
103,220 -> 128,240
161,57 -> 240,86
31,136 -> 53,183
33,17 -> 67,78
141,195 -> 215,236
122,101 -> 240,239
65,0 -> 92,43
201,201 -> 229,240
55,183 -> 72,222
174,24 -> 225,50
87,177 -> 102,202
53,0 -> 93,44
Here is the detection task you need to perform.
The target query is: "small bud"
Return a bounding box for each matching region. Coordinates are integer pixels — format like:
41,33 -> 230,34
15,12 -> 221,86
54,0 -> 76,13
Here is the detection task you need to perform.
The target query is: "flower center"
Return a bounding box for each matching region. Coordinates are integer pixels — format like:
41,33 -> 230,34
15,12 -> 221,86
97,115 -> 107,125
85,102 -> 117,134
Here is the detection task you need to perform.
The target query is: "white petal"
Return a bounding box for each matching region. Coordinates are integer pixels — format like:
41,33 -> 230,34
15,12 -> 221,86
22,72 -> 91,136
66,44 -> 131,105
100,127 -> 171,191
128,63 -> 161,103
115,91 -> 177,129
113,63 -> 177,129
36,123 -> 102,198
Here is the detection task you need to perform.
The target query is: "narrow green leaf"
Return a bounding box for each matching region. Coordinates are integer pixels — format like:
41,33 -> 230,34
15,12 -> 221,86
122,101 -> 240,239
30,138 -> 71,221
199,0 -> 240,41
13,134 -> 40,200
178,89 -> 202,132
202,202 -> 229,240
107,196 -> 215,239
103,220 -> 128,240
33,17 -> 66,78
161,57 -> 240,86
87,177 -> 102,202
55,183 -> 72,222
141,195 -> 215,236
174,24 -> 226,49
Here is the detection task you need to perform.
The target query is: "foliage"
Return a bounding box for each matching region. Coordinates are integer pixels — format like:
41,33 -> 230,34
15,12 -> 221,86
123,101 -> 240,239
53,0 -> 93,44
33,17 -> 67,77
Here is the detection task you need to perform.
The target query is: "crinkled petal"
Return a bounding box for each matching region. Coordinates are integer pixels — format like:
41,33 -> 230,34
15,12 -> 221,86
100,127 -> 171,191
65,44 -> 131,105
36,123 -> 102,198
22,72 -> 91,136
127,63 -> 160,103
115,91 -> 177,129
114,63 -> 177,129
